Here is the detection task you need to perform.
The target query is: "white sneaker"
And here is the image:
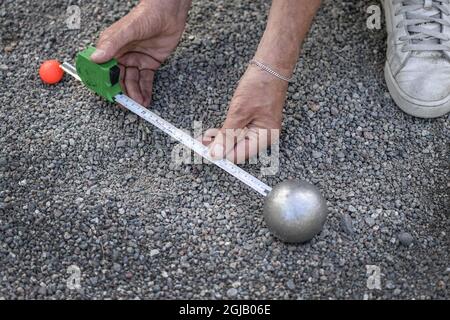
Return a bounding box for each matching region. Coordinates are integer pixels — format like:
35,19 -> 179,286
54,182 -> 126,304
383,0 -> 450,118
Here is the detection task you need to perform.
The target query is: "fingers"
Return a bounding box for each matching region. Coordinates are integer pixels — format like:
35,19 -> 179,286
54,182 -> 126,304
91,7 -> 145,63
139,69 -> 155,107
200,127 -> 243,160
229,127 -> 279,164
207,107 -> 251,160
124,67 -> 144,105
231,128 -> 260,164
202,127 -> 277,164
208,127 -> 247,160
117,53 -> 159,107
201,127 -> 246,161
118,64 -> 126,94
118,53 -> 162,72
199,128 -> 220,147
91,26 -> 133,63
118,64 -> 153,108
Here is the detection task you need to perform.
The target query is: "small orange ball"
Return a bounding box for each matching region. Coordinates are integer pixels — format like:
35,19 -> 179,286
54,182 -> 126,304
39,59 -> 64,84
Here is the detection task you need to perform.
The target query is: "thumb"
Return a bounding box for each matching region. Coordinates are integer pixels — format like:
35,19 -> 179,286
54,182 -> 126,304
91,10 -> 143,63
208,114 -> 249,161
91,27 -> 131,63
90,39 -> 117,63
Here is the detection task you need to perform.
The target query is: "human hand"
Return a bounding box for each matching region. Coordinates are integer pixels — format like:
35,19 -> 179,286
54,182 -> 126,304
91,0 -> 191,106
201,64 -> 288,163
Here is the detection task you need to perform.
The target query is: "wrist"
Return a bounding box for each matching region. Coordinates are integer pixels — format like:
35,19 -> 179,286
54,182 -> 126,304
254,34 -> 299,79
250,59 -> 292,83
253,52 -> 296,81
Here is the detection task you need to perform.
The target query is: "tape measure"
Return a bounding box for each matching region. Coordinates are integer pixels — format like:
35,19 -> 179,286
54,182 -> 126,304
61,47 -> 272,197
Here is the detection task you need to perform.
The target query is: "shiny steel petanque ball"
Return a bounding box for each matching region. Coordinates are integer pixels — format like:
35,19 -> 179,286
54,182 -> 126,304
263,180 -> 328,243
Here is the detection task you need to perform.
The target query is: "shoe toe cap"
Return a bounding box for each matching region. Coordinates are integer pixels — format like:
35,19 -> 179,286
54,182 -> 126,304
396,56 -> 450,102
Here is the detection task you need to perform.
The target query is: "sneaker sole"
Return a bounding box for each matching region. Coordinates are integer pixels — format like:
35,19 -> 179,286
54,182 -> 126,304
384,62 -> 450,118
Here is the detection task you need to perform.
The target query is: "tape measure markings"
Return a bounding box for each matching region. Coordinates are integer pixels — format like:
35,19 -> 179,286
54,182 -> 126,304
61,62 -> 272,197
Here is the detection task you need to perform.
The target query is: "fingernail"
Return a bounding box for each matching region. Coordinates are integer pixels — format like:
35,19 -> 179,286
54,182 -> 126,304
209,144 -> 224,160
91,49 -> 105,61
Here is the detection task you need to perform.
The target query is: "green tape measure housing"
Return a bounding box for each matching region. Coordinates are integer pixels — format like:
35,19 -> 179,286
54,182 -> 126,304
75,46 -> 122,102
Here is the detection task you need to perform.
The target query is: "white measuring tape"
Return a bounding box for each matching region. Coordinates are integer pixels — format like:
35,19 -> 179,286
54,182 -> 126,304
61,62 -> 272,197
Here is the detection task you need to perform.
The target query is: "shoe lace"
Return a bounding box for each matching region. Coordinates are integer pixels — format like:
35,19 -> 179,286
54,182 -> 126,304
394,0 -> 450,51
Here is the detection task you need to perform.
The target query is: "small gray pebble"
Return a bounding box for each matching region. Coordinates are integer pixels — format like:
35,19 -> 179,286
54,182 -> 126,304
330,106 -> 339,115
150,249 -> 160,257
365,217 -> 376,227
312,151 -> 322,159
398,232 -> 414,246
340,214 -> 354,236
116,140 -> 126,148
363,131 -> 374,140
286,280 -> 296,290
226,288 -> 238,298
38,286 -> 47,295
113,263 -> 122,272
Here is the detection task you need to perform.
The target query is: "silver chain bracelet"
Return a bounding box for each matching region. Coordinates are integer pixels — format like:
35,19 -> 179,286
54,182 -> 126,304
250,59 -> 293,83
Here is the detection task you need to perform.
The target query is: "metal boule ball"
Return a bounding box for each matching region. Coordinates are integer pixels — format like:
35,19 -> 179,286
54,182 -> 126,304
263,180 -> 328,243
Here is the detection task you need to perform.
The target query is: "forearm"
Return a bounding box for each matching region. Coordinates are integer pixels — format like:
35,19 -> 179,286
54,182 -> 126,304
255,0 -> 321,77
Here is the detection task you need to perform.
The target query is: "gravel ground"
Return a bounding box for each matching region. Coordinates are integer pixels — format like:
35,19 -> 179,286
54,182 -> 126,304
0,0 -> 449,300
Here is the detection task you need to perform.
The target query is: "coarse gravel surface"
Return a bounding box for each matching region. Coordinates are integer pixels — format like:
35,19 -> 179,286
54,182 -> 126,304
0,0 -> 449,299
